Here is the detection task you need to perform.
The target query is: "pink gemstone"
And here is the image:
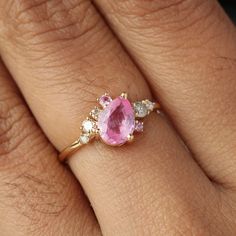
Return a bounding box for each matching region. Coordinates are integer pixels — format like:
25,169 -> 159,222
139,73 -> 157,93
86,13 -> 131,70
98,96 -> 135,145
135,121 -> 144,132
99,95 -> 112,108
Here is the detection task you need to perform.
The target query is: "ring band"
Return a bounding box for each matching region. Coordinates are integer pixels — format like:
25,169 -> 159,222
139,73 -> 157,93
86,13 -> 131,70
59,92 -> 160,162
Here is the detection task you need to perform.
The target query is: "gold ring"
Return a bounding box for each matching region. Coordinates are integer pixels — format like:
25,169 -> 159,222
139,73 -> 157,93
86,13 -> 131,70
59,92 -> 160,162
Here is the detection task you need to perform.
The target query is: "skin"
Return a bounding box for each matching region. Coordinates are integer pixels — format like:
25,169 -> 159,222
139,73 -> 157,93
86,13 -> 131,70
0,0 -> 235,235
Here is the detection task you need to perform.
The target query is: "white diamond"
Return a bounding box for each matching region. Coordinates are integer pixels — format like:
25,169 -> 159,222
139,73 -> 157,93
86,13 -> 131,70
145,100 -> 155,111
133,102 -> 148,118
82,120 -> 94,133
90,107 -> 101,120
80,135 -> 90,144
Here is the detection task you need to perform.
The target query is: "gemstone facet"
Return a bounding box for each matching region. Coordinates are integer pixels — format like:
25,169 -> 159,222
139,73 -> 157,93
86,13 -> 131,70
97,96 -> 135,145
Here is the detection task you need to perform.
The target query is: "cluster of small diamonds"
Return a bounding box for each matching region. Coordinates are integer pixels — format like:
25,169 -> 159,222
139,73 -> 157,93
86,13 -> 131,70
78,94 -> 112,145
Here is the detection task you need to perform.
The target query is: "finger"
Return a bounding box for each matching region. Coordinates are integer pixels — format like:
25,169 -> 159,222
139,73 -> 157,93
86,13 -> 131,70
0,1 -> 219,235
0,61 -> 99,235
94,0 -> 236,186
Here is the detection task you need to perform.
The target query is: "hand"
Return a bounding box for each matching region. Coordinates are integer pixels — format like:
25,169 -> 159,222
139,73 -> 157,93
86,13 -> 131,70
0,0 -> 236,235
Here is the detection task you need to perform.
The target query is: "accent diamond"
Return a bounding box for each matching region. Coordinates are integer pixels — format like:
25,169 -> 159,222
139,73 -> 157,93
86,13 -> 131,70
82,120 -> 94,133
99,94 -> 112,108
133,102 -> 148,118
135,121 -> 144,132
80,134 -> 90,144
90,107 -> 101,120
145,100 -> 155,111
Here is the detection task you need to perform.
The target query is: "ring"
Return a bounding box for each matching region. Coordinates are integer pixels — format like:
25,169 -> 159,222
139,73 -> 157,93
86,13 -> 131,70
59,92 -> 160,162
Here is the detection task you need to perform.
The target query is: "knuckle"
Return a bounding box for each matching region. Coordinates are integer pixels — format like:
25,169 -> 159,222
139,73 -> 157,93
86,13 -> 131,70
0,172 -> 66,227
112,0 -> 216,32
113,0 -> 190,16
0,157 -> 73,235
0,98 -> 80,235
2,0 -> 102,46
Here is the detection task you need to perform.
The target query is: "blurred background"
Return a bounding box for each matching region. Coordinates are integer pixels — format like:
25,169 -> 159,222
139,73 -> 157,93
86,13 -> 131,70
219,0 -> 236,23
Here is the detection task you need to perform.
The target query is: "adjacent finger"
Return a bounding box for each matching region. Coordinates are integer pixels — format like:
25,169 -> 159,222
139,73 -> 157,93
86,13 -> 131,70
0,61 -> 99,235
0,1 -> 219,235
94,0 -> 236,186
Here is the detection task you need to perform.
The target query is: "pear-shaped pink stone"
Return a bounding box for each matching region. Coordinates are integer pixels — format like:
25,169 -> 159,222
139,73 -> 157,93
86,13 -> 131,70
98,96 -> 135,145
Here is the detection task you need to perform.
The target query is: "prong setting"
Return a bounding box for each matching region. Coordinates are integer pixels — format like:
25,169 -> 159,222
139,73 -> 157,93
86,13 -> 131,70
120,92 -> 128,99
127,134 -> 134,142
